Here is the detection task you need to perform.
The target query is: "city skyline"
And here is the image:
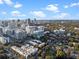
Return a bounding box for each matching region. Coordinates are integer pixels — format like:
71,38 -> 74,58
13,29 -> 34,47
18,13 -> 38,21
0,0 -> 79,20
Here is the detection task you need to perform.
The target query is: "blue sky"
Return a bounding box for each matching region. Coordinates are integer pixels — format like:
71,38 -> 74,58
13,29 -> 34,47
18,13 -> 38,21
0,0 -> 79,20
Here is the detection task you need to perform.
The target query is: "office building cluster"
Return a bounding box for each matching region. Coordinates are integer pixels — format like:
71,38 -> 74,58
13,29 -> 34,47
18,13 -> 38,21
0,19 -> 45,44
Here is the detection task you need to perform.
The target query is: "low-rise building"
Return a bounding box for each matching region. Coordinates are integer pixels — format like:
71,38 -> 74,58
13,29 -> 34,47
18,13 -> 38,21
32,30 -> 44,38
53,28 -> 65,34
25,26 -> 37,34
11,44 -> 38,59
28,40 -> 45,48
0,36 -> 10,44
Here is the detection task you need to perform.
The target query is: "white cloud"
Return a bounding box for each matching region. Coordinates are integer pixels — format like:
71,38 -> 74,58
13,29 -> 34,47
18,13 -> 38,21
70,2 -> 79,7
64,2 -> 79,8
59,13 -> 69,18
4,0 -> 13,5
64,5 -> 69,8
2,11 -> 7,15
11,11 -> 26,17
19,14 -> 26,17
14,3 -> 22,8
0,0 -> 23,8
30,11 -> 46,17
0,0 -> 3,4
46,4 -> 59,12
11,11 -> 20,16
53,13 -> 70,19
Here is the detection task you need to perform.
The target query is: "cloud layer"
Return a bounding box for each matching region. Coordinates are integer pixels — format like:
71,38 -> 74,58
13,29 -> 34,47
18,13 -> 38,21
0,0 -> 79,19
30,11 -> 46,18
46,4 -> 59,12
64,2 -> 79,8
11,11 -> 26,17
14,3 -> 22,8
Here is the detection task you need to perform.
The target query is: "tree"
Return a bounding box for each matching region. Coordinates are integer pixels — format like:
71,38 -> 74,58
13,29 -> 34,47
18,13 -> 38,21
69,37 -> 76,42
74,44 -> 79,51
45,46 -> 55,59
56,49 -> 66,59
